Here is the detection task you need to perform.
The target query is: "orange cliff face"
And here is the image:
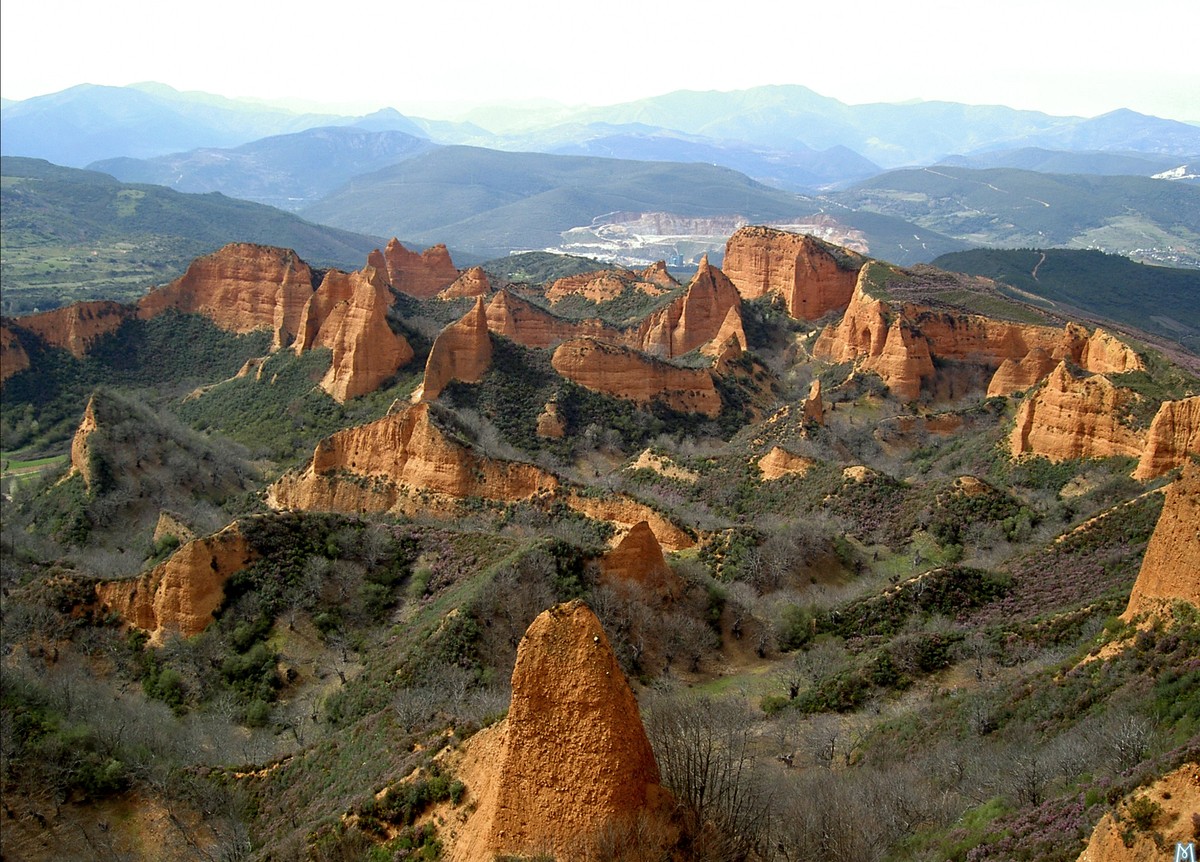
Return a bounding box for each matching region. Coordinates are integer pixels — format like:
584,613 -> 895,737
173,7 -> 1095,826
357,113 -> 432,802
1009,362 -> 1146,461
378,238 -> 459,299
446,601 -> 670,862
814,267 -> 1144,402
1122,459 -> 1200,621
485,290 -> 617,349
723,226 -> 865,320
267,401 -> 558,514
95,523 -> 258,644
551,337 -> 722,418
137,243 -> 316,348
292,265 -> 414,402
15,301 -> 132,359
414,297 -> 493,402
1,323 -> 31,381
633,255 -> 745,359
1133,396 -> 1200,481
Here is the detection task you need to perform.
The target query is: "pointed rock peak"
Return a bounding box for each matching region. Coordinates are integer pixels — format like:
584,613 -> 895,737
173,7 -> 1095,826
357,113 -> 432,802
804,378 -> 824,425
450,600 -> 667,859
640,260 -> 677,288
70,393 -> 102,488
367,247 -> 386,272
440,266 -> 492,299
601,521 -> 680,597
414,296 -> 494,402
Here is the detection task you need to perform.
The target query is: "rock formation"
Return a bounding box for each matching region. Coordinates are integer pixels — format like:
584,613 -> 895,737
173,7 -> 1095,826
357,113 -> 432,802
137,244 -> 316,348
153,511 -> 196,545
95,523 -> 257,644
1133,396 -> 1200,480
564,492 -> 695,552
447,601 -> 669,861
440,266 -> 492,299
292,265 -> 414,402
0,323 -> 30,381
15,300 -> 131,359
485,290 -> 617,349
986,348 -> 1058,397
599,521 -> 682,598
414,297 -> 493,402
545,264 -> 675,305
551,337 -> 721,417
803,379 -> 824,425
1010,363 -> 1146,461
723,226 -> 865,320
1122,459 -> 1200,621
700,305 -> 748,361
633,255 -> 744,359
68,395 -> 101,488
628,450 -> 698,483
267,402 -> 558,514
758,446 -> 816,481
815,268 -> 1144,402
378,238 -> 459,299
1075,762 -> 1200,862
536,401 -> 566,439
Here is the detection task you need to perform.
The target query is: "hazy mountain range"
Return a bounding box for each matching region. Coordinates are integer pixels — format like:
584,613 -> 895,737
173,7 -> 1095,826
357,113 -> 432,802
2,81 -> 1198,271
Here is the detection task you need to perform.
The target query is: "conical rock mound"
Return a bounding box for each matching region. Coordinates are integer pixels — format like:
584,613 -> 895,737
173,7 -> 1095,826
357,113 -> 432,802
448,600 -> 668,861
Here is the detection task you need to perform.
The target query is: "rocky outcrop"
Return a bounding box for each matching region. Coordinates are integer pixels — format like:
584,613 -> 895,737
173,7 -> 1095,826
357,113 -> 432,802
628,449 -> 697,483
551,338 -> 721,417
440,266 -> 492,299
292,265 -> 414,402
447,601 -> 669,861
758,446 -> 816,481
545,264 -> 675,305
267,402 -> 558,514
1075,762 -> 1200,862
153,511 -> 196,545
1010,363 -> 1146,461
600,522 -> 681,598
700,305 -> 748,361
816,268 -> 1145,402
137,244 -> 316,347
803,379 -> 824,425
414,298 -> 493,402
16,301 -> 131,359
1133,396 -> 1200,481
485,290 -> 617,349
633,255 -> 744,359
69,395 -> 101,488
564,492 -> 695,552
536,401 -> 566,439
0,323 -> 30,381
378,238 -> 459,299
987,348 -> 1058,397
723,226 -> 865,320
95,523 -> 257,644
1122,459 -> 1200,621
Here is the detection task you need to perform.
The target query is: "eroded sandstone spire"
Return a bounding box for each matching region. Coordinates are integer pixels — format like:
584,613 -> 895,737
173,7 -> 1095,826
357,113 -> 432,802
448,600 -> 668,860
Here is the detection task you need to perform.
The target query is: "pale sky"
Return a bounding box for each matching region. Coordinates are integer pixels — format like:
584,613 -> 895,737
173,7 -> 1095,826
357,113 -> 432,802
3,0 -> 1198,122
